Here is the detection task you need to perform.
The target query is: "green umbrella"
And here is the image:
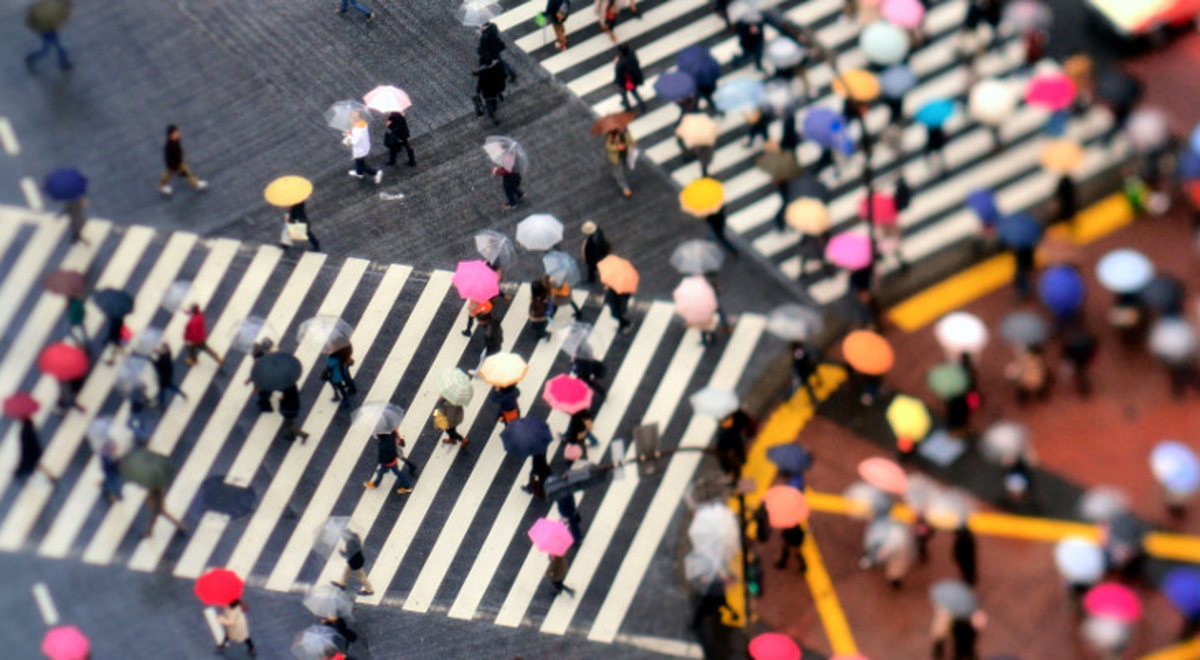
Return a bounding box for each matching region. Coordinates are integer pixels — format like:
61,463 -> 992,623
119,448 -> 175,490
926,362 -> 969,399
26,0 -> 72,33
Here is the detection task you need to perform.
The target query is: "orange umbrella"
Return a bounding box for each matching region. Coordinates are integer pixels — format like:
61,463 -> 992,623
1040,139 -> 1084,173
597,255 -> 639,294
762,485 -> 810,528
590,111 -> 637,136
842,330 -> 894,375
832,69 -> 880,103
785,198 -> 830,234
858,457 -> 908,494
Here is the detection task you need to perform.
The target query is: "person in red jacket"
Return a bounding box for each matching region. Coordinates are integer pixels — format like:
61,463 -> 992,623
183,303 -> 223,366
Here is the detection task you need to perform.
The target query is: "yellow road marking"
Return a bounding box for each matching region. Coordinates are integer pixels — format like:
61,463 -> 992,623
800,525 -> 859,656
1139,637 -> 1200,660
1072,193 -> 1136,244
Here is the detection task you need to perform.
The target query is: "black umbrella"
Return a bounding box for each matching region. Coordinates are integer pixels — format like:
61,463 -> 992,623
785,173 -> 829,203
500,417 -> 553,459
250,352 -> 302,392
92,288 -> 133,318
1095,70 -> 1144,110
1140,275 -> 1184,316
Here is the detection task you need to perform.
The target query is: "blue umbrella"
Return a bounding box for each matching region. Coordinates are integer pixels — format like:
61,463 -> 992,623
43,168 -> 88,202
996,213 -> 1042,249
879,64 -> 917,100
1038,265 -> 1086,316
1163,568 -> 1200,618
1179,150 -> 1200,180
915,99 -> 955,128
1151,441 -> 1200,495
802,107 -> 843,149
677,45 -> 721,87
713,78 -> 766,113
654,70 -> 697,102
767,444 -> 813,474
966,189 -> 999,226
500,417 -> 553,459
1191,125 -> 1200,156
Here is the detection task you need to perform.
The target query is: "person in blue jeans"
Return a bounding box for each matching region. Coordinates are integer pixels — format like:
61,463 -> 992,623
336,0 -> 375,21
24,0 -> 72,72
364,431 -> 415,494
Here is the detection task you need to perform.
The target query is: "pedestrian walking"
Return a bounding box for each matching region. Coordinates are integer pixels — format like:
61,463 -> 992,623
434,396 -> 469,448
335,0 -> 375,22
1006,344 -> 1050,403
158,125 -> 209,195
925,123 -> 947,174
703,271 -> 732,333
331,530 -> 375,595
100,442 -> 123,503
614,44 -> 646,112
596,0 -> 639,43
462,298 -> 493,337
215,600 -> 257,658
183,304 -> 223,367
65,293 -> 87,345
734,12 -> 766,72
281,201 -> 321,252
545,0 -> 570,51
563,407 -> 599,452
524,451 -> 552,498
491,384 -> 521,425
557,494 -> 585,542
143,484 -> 186,537
604,127 -> 637,198
796,232 -> 829,280
279,385 -> 310,443
60,197 -> 88,245
477,313 -> 504,368
478,20 -> 517,82
101,312 -> 127,366
24,0 -> 72,71
774,524 -> 808,571
677,127 -> 716,178
572,343 -> 608,398
493,164 -> 524,210
363,430 -> 415,495
604,286 -> 633,334
16,418 -> 56,483
716,408 -> 756,477
1062,327 -> 1097,397
712,0 -> 733,28
545,553 -> 575,596
127,384 -> 156,443
54,374 -> 86,415
953,523 -> 978,586
473,57 -> 507,125
152,343 -> 185,408
745,108 -> 772,148
580,221 -> 610,284
962,0 -> 1002,45
704,207 -> 740,255
345,120 -> 383,184
528,280 -> 551,342
383,112 -> 416,167
323,346 -> 356,402
790,341 -> 822,403
544,273 -> 583,319
1055,174 -> 1078,224
931,606 -> 985,660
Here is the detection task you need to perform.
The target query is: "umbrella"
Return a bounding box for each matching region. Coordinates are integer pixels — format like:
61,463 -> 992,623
1163,569 -> 1200,618
194,568 -> 243,606
324,99 -> 369,131
880,64 -> 917,99
689,502 -> 740,562
654,70 -> 697,102
474,229 -> 516,266
528,517 -> 575,555
802,106 -> 845,149
1179,151 -> 1200,180
762,78 -> 798,115
291,625 -> 345,660
312,517 -> 354,556
43,168 -> 87,202
765,37 -> 805,68
886,394 -> 930,442
673,275 -> 719,326
767,444 -> 813,474
119,447 -> 174,490
677,45 -> 721,87
93,288 -> 133,317
1080,486 -> 1129,522
1041,139 -> 1084,172
543,374 -> 593,414
713,78 -> 766,113
670,239 -> 725,275
1150,319 -> 1199,363
1084,583 -> 1143,622
559,322 -> 592,358
689,387 -> 739,419
542,251 -> 581,287
297,316 -> 354,353
762,485 -> 809,528
996,213 -> 1042,249
1096,249 -> 1154,293
930,579 -> 978,618
865,517 -> 913,560
437,368 -> 474,406
3,392 -> 39,420
786,172 -> 832,202
516,213 -> 564,251
363,85 -> 412,114
482,135 -> 529,173
882,0 -> 924,28
1151,441 -> 1200,496
685,550 -> 724,586
981,421 -> 1029,464
1038,265 -> 1086,316
303,583 -> 355,619
456,0 -> 502,26
1000,311 -> 1049,347
597,255 -> 639,294
230,316 -> 277,353
785,197 -> 830,235
590,110 -> 638,136
1025,73 -> 1076,111
826,232 -> 872,270
452,260 -> 500,303
263,175 -> 313,207
832,68 -> 880,102
926,362 -> 969,399
1096,70 -> 1143,110
935,312 -> 989,354
677,113 -> 720,149
966,188 -> 1000,226
915,99 -> 955,128
115,354 -> 153,396
1003,0 -> 1053,30
44,269 -> 87,297
726,0 -> 763,23
38,342 -> 89,381
858,192 -> 898,226
501,417 -> 553,458
1126,109 -> 1170,152
969,79 -> 1019,126
749,633 -> 801,660
351,401 -> 406,434
928,489 -> 972,525
858,457 -> 907,495
250,352 -> 302,391
479,352 -> 528,387
1054,537 -> 1106,585
844,481 -> 893,518
1140,275 -> 1185,314
86,416 -> 132,456
766,303 -> 823,342
842,330 -> 894,375
860,21 -> 909,66
26,0 -> 73,33
41,626 -> 90,660
160,280 -> 190,314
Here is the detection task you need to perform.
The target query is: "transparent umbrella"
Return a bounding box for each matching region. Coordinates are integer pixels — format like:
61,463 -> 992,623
542,250 -> 581,286
162,281 -> 190,313
312,517 -> 354,557
351,402 -> 406,434
229,316 -> 278,353
981,421 -> 1029,464
559,322 -> 592,358
474,230 -> 516,266
688,502 -> 740,565
324,100 -> 369,131
684,549 -> 724,586
290,625 -> 345,660
297,316 -> 355,353
844,481 -> 892,519
483,135 -> 529,173
456,0 -> 502,26
303,584 -> 355,619
766,303 -> 824,342
115,354 -> 154,397
765,37 -> 805,68
1080,485 -> 1129,522
130,327 -> 163,357
670,239 -> 725,275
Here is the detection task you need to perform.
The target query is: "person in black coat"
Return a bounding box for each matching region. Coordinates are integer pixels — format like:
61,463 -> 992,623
279,385 -> 309,443
383,112 -> 416,167
580,221 -> 610,284
614,44 -> 646,112
953,523 -> 978,585
705,207 -> 739,255
478,21 -> 517,82
152,342 -> 186,408
474,58 -> 507,124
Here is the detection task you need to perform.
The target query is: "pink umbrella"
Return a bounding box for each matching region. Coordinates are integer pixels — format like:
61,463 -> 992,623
762,485 -> 810,528
1025,73 -> 1076,111
452,260 -> 500,303
672,275 -> 719,326
826,232 -> 873,270
542,374 -> 593,414
528,517 -> 574,555
42,625 -> 90,660
858,192 -> 898,225
1084,582 -> 1143,622
882,0 -> 925,29
858,457 -> 908,494
749,632 -> 801,660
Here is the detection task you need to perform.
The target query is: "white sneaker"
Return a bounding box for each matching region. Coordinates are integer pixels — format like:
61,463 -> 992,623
195,180 -> 208,191
373,170 -> 383,184
348,170 -> 363,179
159,185 -> 173,195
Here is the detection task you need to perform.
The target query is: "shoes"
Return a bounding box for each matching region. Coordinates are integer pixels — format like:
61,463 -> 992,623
460,437 -> 470,448
159,185 -> 173,195
396,487 -> 413,495
331,582 -> 347,589
443,437 -> 456,444
407,159 -> 417,167
373,170 -> 383,184
336,7 -> 348,13
358,587 -> 374,595
363,481 -> 377,489
348,170 -> 364,178
366,11 -> 376,21
621,188 -> 633,198
195,180 -> 209,191
184,357 -> 197,366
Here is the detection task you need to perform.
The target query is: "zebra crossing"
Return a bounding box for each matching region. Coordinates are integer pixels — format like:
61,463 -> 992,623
495,0 -> 1130,301
0,204 -> 773,642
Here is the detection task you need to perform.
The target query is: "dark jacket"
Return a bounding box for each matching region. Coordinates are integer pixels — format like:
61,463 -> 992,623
385,112 -> 410,143
582,230 -> 611,267
483,320 -> 504,354
164,139 -> 184,171
18,419 -> 41,477
153,351 -> 175,383
475,59 -> 507,98
279,385 -> 301,419
478,23 -> 506,62
614,52 -> 645,89
376,433 -> 399,466
491,385 -> 520,412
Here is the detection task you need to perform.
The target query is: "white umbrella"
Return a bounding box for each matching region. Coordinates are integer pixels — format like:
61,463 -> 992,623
675,113 -> 720,149
1095,249 -> 1154,293
290,625 -> 345,660
1054,536 -> 1106,585
1151,440 -> 1200,496
903,473 -> 941,514
934,312 -> 989,355
351,402 -> 406,434
689,387 -> 739,419
844,481 -> 892,519
303,584 -> 355,619
980,421 -> 1029,464
684,549 -> 724,586
688,502 -> 740,564
766,37 -> 805,68
1083,616 -> 1130,654
297,316 -> 355,353
670,240 -> 725,275
927,489 -> 972,526
1125,108 -> 1170,152
1079,486 -> 1129,522
726,0 -> 763,24
969,79 -> 1019,127
766,303 -> 824,342
1149,319 -> 1199,364
363,85 -> 413,115
673,275 -> 719,326
516,213 -> 563,251
456,0 -> 502,26
87,416 -> 133,457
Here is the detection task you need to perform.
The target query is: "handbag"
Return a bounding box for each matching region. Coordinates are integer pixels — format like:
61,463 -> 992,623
626,146 -> 640,170
432,409 -> 450,430
287,222 -> 309,242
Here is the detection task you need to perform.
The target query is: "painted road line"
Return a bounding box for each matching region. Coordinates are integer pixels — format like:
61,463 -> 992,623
541,323 -> 711,635
203,607 -> 224,644
888,255 -> 1015,333
801,524 -> 858,655
226,263 -> 408,578
615,634 -> 705,659
541,0 -> 709,74
450,291 -> 619,621
32,583 -> 58,625
497,303 -> 674,628
1142,533 -> 1200,564
174,514 -> 229,579
350,286 -> 533,604
0,222 -> 67,353
1072,193 -> 1135,244
0,221 -> 23,270
20,177 -> 43,211
0,117 -> 20,156
82,241 -> 266,566
589,316 -> 765,643
130,251 -> 325,573
174,257 -> 366,579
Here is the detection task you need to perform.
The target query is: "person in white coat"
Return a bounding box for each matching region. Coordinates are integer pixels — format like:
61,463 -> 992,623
346,119 -> 383,184
215,599 -> 256,657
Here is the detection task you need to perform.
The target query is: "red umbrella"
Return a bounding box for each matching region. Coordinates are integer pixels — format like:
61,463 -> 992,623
542,374 -> 593,414
3,392 -> 39,420
194,568 -> 245,606
38,343 -> 90,381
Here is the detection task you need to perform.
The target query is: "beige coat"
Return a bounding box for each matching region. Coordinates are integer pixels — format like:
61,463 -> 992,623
605,130 -> 635,165
217,603 -> 250,643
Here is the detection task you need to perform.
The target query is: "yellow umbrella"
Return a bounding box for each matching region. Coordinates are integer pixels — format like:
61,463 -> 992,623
1040,140 -> 1084,173
785,197 -> 830,234
886,394 -> 931,445
479,352 -> 528,388
675,113 -> 720,149
679,178 -> 725,217
832,69 -> 880,103
263,176 -> 313,207
597,255 -> 640,294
